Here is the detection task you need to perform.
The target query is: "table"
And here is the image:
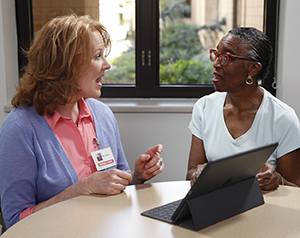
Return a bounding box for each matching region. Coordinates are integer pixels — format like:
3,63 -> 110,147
2,181 -> 300,238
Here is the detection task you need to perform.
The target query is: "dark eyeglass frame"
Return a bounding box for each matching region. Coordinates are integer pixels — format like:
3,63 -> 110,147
209,48 -> 255,66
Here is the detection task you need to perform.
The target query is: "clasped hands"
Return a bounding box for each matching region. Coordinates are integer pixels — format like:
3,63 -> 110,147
256,162 -> 281,190
83,144 -> 164,195
190,162 -> 280,191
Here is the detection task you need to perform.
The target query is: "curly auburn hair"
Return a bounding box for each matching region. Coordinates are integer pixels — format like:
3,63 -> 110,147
11,14 -> 111,116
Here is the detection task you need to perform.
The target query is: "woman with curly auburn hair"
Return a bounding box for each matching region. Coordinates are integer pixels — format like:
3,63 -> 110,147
0,14 -> 164,229
12,14 -> 111,116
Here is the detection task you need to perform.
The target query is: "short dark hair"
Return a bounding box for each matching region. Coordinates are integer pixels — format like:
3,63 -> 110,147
228,27 -> 273,81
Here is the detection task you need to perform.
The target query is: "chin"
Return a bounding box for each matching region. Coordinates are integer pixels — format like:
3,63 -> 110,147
92,89 -> 102,98
90,94 -> 101,99
95,93 -> 101,98
213,85 -> 221,92
213,84 -> 226,92
81,92 -> 101,99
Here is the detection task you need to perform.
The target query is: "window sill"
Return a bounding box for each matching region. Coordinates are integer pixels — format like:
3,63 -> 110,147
4,104 -> 13,113
100,98 -> 197,113
4,98 -> 198,114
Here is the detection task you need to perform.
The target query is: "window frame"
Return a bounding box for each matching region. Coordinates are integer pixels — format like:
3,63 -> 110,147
15,0 -> 280,98
15,0 -> 33,77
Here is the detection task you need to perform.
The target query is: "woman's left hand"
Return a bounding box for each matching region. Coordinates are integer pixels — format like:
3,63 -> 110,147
190,163 -> 207,186
256,162 -> 280,190
132,144 -> 164,184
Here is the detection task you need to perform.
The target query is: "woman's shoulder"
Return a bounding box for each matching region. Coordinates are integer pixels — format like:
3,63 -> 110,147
3,105 -> 40,126
0,105 -> 46,139
262,88 -> 295,113
194,91 -> 226,108
86,98 -> 110,109
261,88 -> 299,125
85,98 -> 114,118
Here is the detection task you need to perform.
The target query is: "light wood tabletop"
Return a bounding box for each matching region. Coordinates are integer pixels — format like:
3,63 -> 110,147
2,181 -> 300,238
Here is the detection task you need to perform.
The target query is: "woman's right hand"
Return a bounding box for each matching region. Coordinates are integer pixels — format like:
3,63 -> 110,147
190,163 -> 207,186
82,169 -> 133,195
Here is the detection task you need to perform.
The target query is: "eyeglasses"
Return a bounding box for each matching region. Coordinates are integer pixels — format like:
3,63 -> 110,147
209,49 -> 255,66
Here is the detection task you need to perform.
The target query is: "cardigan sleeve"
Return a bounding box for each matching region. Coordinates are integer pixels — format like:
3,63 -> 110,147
0,106 -> 78,228
0,114 -> 39,228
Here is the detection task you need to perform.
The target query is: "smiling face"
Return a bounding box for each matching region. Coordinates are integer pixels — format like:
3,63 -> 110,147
212,33 -> 253,93
75,31 -> 111,100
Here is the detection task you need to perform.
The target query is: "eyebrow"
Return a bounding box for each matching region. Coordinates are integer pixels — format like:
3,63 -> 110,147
94,48 -> 103,54
216,46 -> 235,55
216,45 -> 236,55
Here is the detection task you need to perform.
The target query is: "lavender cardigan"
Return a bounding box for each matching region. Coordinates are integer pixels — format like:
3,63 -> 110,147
0,98 -> 130,228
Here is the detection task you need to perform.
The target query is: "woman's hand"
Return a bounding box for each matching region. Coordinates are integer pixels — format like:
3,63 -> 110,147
256,162 -> 280,190
34,169 -> 132,214
190,163 -> 207,186
132,144 -> 164,184
82,169 -> 132,195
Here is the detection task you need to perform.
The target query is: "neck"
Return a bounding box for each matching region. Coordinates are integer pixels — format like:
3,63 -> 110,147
56,100 -> 80,125
225,85 -> 264,111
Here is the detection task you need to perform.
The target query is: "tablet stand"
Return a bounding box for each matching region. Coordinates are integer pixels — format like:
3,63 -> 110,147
178,177 -> 264,231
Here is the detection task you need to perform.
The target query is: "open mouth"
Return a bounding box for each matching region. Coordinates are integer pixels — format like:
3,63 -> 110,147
96,77 -> 102,87
213,72 -> 223,83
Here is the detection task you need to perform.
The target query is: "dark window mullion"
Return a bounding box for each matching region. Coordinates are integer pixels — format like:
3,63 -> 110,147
15,0 -> 33,78
153,0 -> 160,92
136,0 -> 154,92
263,0 -> 280,96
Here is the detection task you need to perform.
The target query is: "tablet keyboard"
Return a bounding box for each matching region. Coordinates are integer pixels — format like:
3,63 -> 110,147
141,199 -> 183,223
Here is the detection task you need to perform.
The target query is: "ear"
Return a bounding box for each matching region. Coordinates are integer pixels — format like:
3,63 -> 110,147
248,62 -> 262,77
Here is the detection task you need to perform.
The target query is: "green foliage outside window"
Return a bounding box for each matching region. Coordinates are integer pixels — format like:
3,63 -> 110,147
104,0 -> 223,85
104,51 -> 135,85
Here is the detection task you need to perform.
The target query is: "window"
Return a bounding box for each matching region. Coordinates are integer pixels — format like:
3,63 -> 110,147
15,0 -> 279,98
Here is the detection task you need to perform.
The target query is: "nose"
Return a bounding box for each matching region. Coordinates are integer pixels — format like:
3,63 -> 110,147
104,57 -> 111,70
212,55 -> 222,68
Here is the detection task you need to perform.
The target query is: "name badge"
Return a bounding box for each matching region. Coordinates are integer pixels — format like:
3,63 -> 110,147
91,147 -> 116,171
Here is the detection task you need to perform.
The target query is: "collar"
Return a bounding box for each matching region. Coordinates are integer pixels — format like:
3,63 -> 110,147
45,98 -> 94,130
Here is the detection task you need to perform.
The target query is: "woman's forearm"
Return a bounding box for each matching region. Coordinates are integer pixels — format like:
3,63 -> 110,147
278,172 -> 299,187
33,177 -> 88,213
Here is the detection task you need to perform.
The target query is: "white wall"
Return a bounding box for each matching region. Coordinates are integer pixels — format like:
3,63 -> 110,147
0,0 -> 299,183
114,112 -> 192,182
0,0 -> 19,124
276,0 -> 300,118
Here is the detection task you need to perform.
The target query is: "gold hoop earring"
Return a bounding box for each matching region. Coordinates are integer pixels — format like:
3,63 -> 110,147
245,75 -> 253,85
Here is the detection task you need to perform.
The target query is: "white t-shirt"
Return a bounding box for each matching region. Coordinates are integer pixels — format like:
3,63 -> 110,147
188,88 -> 300,168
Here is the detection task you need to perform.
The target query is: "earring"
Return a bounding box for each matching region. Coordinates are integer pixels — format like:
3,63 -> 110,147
245,75 -> 253,85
